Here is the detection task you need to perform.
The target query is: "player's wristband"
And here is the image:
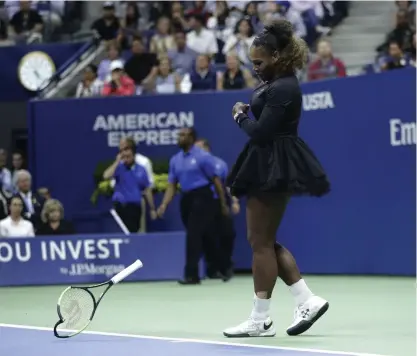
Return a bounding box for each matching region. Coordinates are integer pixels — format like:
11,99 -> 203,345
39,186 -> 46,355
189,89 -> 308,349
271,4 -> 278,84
233,112 -> 248,126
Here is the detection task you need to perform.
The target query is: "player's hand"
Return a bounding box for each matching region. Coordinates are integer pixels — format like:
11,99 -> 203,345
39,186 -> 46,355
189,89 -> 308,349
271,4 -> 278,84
232,102 -> 250,117
149,209 -> 157,220
231,201 -> 240,215
156,204 -> 166,218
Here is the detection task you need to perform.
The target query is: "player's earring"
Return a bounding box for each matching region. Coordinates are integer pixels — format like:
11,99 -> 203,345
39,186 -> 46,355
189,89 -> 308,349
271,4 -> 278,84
272,51 -> 279,64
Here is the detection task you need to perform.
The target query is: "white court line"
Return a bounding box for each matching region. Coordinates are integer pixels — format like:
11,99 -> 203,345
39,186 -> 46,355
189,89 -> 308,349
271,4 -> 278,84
0,323 -> 389,356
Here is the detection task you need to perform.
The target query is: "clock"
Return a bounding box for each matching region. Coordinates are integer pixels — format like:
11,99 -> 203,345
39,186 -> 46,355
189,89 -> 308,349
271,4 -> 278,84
18,51 -> 56,91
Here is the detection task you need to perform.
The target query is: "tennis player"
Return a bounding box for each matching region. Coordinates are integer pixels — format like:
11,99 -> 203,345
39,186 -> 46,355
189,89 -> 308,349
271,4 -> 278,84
223,20 -> 331,338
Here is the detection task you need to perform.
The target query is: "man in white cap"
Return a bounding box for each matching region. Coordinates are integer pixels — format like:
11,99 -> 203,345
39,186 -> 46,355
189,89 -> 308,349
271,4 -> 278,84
102,59 -> 135,96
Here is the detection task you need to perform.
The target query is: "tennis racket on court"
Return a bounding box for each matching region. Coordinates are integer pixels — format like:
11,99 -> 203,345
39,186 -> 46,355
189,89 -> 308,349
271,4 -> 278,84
53,259 -> 143,339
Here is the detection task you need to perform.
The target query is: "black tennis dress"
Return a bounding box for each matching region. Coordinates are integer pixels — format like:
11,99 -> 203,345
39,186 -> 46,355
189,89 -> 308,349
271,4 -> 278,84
226,73 -> 330,198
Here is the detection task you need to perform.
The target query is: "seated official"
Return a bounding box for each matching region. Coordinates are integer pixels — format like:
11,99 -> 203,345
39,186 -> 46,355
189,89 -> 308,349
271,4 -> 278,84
36,199 -> 75,236
0,196 -> 35,238
13,170 -> 45,229
103,145 -> 157,233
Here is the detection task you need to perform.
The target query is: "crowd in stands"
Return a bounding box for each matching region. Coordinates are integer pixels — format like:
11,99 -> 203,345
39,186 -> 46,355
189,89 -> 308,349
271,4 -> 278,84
76,0 -> 351,98
0,0 -> 83,45
0,148 -> 74,237
372,0 -> 416,71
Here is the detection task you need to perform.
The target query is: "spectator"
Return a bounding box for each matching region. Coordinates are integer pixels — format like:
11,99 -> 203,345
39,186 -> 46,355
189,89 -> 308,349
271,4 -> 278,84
263,2 -> 307,40
243,1 -> 263,34
0,18 -> 12,46
103,145 -> 157,233
102,60 -> 135,97
222,17 -> 255,65
186,14 -> 218,57
207,0 -> 236,43
0,149 -> 12,195
152,57 -> 181,94
98,41 -> 123,82
91,1 -> 120,42
170,1 -> 189,31
11,151 -> 25,190
13,169 -> 45,229
307,38 -> 346,82
120,2 -> 140,31
288,0 -> 331,40
124,36 -> 159,91
75,64 -> 103,98
185,1 -> 210,24
0,196 -> 34,238
36,199 -> 75,235
8,0 -> 43,44
407,32 -> 416,65
191,54 -> 217,91
378,9 -> 414,53
382,41 -> 413,71
119,1 -> 142,48
217,53 -> 255,90
395,0 -> 415,29
34,0 -> 65,38
150,16 -> 176,57
0,188 -> 8,221
167,30 -> 198,76
37,187 -> 51,201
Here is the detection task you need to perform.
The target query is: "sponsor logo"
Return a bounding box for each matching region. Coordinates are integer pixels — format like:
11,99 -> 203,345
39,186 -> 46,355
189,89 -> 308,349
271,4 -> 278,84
302,92 -> 334,111
93,111 -> 194,147
389,118 -> 416,146
0,238 -> 130,263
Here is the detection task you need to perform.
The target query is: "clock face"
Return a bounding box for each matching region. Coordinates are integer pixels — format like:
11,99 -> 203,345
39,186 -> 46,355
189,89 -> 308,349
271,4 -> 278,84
18,51 -> 56,92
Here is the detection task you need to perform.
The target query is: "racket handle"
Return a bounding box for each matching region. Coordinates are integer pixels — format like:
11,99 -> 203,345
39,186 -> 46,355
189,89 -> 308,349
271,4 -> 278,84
111,259 -> 143,284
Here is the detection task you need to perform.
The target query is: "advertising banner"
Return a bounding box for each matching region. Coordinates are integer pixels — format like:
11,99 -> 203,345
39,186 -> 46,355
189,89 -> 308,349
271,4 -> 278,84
0,232 -> 190,286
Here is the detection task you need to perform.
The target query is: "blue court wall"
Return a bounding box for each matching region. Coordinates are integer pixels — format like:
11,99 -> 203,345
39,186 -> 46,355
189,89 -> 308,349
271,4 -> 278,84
28,68 -> 416,277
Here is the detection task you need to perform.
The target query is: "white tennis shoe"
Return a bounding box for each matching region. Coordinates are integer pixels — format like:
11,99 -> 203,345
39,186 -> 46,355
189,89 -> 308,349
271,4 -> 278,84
286,295 -> 329,336
223,317 -> 276,338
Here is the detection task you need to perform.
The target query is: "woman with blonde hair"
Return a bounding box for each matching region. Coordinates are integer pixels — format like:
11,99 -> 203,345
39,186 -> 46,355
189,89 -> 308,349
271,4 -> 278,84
36,199 -> 75,235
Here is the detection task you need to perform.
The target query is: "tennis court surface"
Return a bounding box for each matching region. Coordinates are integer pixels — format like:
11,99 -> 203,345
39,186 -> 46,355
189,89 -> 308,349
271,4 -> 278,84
0,324 -> 388,356
0,276 -> 415,356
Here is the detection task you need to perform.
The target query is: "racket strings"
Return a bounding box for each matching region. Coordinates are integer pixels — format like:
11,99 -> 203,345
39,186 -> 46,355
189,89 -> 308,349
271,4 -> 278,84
56,288 -> 95,334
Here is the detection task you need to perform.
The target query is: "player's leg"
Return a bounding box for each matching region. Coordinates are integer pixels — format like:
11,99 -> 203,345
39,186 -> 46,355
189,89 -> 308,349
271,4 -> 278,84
223,192 -> 289,338
274,244 -> 329,336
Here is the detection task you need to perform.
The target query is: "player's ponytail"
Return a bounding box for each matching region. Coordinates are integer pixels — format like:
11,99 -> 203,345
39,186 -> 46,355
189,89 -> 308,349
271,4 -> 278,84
253,19 -> 309,72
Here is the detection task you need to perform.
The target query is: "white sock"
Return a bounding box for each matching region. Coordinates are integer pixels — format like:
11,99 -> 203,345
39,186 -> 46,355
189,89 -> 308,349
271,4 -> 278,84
289,279 -> 314,306
250,294 -> 271,320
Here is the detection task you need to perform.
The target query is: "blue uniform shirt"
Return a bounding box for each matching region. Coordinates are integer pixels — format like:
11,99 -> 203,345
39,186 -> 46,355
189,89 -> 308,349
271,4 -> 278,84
112,162 -> 150,204
212,156 -> 228,199
168,145 -> 217,192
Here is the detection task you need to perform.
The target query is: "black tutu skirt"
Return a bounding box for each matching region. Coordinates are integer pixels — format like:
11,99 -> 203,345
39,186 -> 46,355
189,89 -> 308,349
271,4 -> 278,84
226,136 -> 331,198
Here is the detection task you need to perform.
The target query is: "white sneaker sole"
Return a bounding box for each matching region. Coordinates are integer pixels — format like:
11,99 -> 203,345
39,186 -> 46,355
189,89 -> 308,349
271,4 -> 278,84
223,328 -> 276,338
286,302 -> 329,336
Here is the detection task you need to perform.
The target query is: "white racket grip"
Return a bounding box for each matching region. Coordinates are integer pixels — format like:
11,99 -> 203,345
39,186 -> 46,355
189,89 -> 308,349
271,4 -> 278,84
111,259 -> 143,284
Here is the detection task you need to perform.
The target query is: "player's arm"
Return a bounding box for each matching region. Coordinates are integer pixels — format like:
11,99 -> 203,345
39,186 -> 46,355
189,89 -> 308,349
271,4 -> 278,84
235,83 -> 293,141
